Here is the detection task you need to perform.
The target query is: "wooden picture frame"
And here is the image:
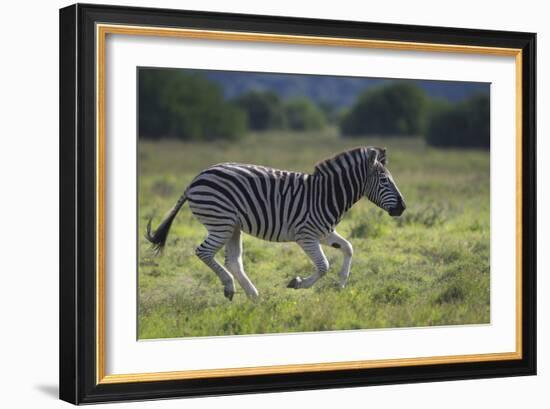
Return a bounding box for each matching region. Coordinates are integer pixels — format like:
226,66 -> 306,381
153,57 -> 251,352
59,3 -> 536,404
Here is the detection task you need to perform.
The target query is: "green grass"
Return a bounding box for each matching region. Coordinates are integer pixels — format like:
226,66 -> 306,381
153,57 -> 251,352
138,129 -> 490,339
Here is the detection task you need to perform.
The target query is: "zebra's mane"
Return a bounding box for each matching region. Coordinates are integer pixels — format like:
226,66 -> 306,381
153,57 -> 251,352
313,146 -> 387,176
313,147 -> 367,175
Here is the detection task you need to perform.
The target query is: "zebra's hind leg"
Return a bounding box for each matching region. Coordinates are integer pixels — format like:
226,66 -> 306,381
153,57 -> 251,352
287,238 -> 329,289
225,229 -> 259,300
195,229 -> 237,301
323,231 -> 353,288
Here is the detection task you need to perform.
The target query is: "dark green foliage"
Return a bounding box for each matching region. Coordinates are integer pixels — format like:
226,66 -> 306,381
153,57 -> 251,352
318,101 -> 341,124
372,283 -> 412,305
340,82 -> 428,137
426,94 -> 490,149
284,97 -> 326,131
233,90 -> 287,131
234,92 -> 326,132
139,69 -> 246,140
436,285 -> 466,304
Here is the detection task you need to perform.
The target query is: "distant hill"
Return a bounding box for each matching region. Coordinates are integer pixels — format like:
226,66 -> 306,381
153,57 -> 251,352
198,70 -> 489,108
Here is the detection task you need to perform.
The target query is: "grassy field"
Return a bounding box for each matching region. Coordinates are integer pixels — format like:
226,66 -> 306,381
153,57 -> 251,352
138,129 -> 490,339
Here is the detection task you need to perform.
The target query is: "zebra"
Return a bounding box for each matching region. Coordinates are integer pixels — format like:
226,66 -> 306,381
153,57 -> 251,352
146,146 -> 406,301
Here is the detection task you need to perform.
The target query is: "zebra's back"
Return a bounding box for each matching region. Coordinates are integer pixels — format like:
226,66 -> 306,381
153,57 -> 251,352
186,163 -> 310,242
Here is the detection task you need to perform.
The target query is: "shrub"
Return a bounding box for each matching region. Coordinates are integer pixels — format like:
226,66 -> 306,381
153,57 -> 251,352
318,101 -> 340,125
284,97 -> 326,131
233,90 -> 286,131
372,283 -> 411,305
340,82 -> 428,137
139,69 -> 246,140
426,94 -> 490,149
436,285 -> 466,304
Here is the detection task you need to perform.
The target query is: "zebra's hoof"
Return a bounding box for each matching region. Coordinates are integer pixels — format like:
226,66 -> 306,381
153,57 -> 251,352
247,289 -> 260,301
224,288 -> 234,301
287,276 -> 303,289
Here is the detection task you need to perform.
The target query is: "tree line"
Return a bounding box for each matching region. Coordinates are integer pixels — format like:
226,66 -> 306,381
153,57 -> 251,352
139,69 -> 489,149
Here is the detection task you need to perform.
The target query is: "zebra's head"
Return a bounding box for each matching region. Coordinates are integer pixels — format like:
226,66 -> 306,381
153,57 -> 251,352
364,147 -> 406,217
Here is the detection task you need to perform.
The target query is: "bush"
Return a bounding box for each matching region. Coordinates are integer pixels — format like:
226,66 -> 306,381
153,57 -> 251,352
318,101 -> 340,125
340,82 -> 428,137
426,94 -> 489,149
284,97 -> 326,131
139,69 -> 246,140
233,90 -> 286,131
372,283 -> 411,305
436,285 -> 466,304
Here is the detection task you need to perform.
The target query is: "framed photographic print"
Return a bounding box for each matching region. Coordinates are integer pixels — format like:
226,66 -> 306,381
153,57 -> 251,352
59,3 -> 536,404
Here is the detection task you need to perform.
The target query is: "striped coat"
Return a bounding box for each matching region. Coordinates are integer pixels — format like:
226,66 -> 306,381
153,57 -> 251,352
146,146 -> 405,300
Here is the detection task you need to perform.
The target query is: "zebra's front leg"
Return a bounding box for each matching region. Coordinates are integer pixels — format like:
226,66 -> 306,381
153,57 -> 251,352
225,229 -> 259,300
288,238 -> 329,289
323,231 -> 353,288
195,230 -> 236,301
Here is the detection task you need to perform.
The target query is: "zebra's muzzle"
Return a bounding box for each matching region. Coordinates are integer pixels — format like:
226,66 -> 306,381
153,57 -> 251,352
388,201 -> 406,217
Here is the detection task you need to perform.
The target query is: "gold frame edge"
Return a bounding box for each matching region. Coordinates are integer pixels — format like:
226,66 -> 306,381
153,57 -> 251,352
95,23 -> 524,385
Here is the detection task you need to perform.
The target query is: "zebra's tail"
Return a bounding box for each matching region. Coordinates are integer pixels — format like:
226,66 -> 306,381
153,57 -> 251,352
145,193 -> 187,255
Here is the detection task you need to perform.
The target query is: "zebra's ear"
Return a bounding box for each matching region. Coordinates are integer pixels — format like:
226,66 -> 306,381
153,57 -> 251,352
379,148 -> 387,166
367,148 -> 378,168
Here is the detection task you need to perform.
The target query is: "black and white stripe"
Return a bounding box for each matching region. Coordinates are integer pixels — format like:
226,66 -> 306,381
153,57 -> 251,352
146,146 -> 405,300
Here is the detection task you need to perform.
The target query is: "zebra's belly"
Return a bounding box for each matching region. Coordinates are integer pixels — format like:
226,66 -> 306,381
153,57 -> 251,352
239,219 -> 297,242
